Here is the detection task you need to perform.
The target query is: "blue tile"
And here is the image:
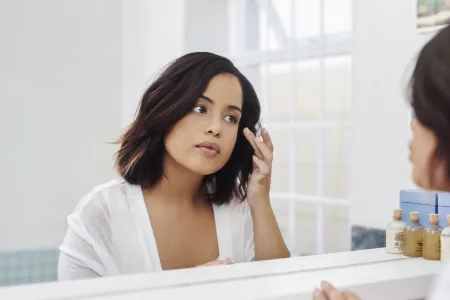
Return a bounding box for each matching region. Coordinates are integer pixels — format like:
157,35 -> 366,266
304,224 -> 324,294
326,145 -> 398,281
0,249 -> 58,287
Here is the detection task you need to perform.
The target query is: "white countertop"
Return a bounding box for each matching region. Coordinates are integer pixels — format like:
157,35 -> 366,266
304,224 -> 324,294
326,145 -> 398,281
0,248 -> 442,300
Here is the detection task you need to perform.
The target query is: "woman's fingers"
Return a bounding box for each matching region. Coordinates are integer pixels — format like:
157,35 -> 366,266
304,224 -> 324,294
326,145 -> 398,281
342,291 -> 361,300
244,127 -> 273,164
313,288 -> 328,300
254,137 -> 273,163
320,281 -> 346,300
197,258 -> 232,267
243,127 -> 263,159
261,127 -> 274,152
252,155 -> 270,177
315,281 -> 361,300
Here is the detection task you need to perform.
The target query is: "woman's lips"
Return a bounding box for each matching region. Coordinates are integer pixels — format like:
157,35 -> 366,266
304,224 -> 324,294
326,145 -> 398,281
195,142 -> 220,157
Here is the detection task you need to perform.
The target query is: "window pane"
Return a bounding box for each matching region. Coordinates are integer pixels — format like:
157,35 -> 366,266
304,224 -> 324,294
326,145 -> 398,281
270,130 -> 290,193
293,56 -> 351,122
244,0 -> 261,52
295,129 -> 317,195
271,0 -> 292,36
270,199 -> 317,255
238,65 -> 262,97
324,55 -> 351,121
259,1 -> 285,51
261,62 -> 294,123
262,60 -> 348,123
244,0 -> 352,52
295,60 -> 320,122
270,198 -> 293,251
272,199 -> 350,255
294,0 -> 320,39
294,0 -> 352,38
323,203 -> 350,253
323,127 -> 349,199
324,0 -> 352,35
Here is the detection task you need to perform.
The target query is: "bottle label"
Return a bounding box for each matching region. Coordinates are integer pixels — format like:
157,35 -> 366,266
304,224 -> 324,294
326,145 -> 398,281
416,239 -> 423,253
386,229 -> 404,253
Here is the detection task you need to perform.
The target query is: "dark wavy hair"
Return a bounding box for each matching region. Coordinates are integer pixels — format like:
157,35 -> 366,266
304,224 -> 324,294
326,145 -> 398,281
409,25 -> 450,181
115,52 -> 261,204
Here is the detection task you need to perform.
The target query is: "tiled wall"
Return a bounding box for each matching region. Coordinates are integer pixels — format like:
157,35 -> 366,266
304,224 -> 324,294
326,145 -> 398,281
0,249 -> 58,286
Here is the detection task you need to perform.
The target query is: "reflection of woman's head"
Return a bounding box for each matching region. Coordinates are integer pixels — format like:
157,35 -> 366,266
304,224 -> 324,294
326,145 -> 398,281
409,25 -> 450,191
115,52 -> 261,204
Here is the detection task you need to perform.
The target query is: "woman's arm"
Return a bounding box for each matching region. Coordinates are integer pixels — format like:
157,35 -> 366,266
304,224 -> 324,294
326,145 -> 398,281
243,127 -> 290,261
58,216 -> 106,280
58,247 -> 102,280
250,199 -> 290,261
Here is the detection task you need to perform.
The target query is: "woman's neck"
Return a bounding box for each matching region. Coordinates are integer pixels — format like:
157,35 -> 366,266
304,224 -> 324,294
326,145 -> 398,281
144,155 -> 205,206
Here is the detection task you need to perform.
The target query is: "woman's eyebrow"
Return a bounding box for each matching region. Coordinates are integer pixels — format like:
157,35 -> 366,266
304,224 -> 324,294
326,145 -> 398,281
200,95 -> 242,112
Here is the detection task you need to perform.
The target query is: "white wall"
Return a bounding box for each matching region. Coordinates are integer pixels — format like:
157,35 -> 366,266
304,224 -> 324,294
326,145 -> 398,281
0,0 -> 226,252
184,0 -> 229,55
121,0 -> 229,128
122,0 -> 185,127
0,0 -> 122,251
350,0 -> 436,229
121,0 -> 233,126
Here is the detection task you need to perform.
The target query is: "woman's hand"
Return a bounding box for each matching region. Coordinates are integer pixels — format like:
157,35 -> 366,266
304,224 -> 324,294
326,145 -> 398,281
196,258 -> 232,267
243,127 -> 273,209
314,281 -> 360,300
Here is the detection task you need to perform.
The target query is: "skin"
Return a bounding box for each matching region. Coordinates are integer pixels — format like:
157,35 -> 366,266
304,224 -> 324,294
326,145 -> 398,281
142,73 -> 289,270
313,118 -> 450,299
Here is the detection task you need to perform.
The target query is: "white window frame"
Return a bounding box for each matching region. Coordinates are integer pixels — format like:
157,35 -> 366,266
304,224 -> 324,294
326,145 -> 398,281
229,0 -> 354,254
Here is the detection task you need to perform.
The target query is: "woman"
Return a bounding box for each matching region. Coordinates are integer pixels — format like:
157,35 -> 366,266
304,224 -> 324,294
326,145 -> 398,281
58,52 -> 290,279
313,25 -> 450,300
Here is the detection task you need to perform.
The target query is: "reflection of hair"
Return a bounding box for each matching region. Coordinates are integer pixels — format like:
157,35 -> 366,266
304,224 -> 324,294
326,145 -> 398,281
409,25 -> 450,181
115,52 -> 261,204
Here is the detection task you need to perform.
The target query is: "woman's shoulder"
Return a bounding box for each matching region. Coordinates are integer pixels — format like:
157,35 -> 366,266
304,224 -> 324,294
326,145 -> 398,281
71,178 -> 132,219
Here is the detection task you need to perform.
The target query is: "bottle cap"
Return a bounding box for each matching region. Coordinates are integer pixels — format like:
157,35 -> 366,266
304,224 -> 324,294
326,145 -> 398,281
429,214 -> 439,225
410,211 -> 419,222
393,208 -> 402,220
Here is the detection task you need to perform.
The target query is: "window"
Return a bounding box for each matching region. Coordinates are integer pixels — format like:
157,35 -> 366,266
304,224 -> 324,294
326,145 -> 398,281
229,0 -> 353,254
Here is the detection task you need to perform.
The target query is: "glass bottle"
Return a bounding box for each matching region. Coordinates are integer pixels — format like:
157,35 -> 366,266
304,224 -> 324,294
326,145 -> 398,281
386,208 -> 406,254
403,211 -> 424,257
423,214 -> 442,260
441,215 -> 450,262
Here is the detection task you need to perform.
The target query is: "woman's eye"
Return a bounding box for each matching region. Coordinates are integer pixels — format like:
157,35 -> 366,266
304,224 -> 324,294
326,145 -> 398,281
224,115 -> 238,124
192,105 -> 206,113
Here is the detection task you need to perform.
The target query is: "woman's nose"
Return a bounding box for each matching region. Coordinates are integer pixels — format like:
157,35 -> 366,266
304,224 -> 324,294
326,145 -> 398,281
205,117 -> 222,136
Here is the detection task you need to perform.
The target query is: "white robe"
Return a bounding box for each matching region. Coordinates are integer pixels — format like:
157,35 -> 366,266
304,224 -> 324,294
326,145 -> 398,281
428,262 -> 450,300
58,179 -> 260,280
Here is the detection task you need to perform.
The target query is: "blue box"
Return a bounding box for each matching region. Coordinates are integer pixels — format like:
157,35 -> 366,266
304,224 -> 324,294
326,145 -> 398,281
400,190 -> 438,226
437,192 -> 450,229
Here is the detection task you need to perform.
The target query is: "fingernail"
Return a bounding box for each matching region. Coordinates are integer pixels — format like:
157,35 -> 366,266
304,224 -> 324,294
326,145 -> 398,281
321,281 -> 330,289
261,127 -> 267,134
314,288 -> 323,296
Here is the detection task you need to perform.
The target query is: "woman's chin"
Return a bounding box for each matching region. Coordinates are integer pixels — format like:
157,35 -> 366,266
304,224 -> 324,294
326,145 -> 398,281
190,165 -> 222,177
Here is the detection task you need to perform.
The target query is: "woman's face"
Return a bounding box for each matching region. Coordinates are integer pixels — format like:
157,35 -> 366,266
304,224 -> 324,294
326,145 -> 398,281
410,118 -> 448,190
164,73 -> 243,176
